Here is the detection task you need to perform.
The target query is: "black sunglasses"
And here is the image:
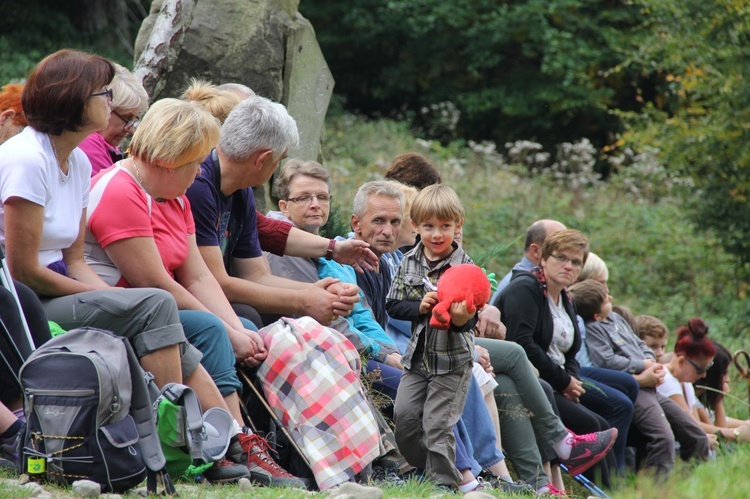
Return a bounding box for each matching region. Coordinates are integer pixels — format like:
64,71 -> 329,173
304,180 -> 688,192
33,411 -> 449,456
686,357 -> 714,374
90,88 -> 113,102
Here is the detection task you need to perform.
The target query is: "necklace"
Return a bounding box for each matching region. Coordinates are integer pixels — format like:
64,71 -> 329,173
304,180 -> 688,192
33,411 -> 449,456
131,158 -> 144,185
49,135 -> 69,184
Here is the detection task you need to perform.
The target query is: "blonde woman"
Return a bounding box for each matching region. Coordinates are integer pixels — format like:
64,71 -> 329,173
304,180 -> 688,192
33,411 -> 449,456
85,98 -> 305,487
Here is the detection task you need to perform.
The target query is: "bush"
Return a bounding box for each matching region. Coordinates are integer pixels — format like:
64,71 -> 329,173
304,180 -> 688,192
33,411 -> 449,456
322,111 -> 747,337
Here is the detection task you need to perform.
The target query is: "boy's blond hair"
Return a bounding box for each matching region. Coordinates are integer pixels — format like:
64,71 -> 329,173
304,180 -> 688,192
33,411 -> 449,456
409,184 -> 464,226
568,279 -> 608,321
635,315 -> 669,340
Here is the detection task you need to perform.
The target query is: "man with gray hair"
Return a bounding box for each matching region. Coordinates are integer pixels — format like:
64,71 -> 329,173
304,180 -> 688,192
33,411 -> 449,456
186,96 -> 359,328
350,181 -> 405,328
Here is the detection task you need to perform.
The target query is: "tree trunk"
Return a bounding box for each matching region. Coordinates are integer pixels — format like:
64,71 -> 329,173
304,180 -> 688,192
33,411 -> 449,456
133,0 -> 195,101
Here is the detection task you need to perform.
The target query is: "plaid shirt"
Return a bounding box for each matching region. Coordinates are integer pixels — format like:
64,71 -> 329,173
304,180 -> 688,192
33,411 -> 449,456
386,242 -> 475,375
257,316 -> 380,490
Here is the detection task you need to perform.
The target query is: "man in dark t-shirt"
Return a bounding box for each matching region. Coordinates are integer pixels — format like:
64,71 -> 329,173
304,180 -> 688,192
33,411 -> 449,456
185,96 -> 358,326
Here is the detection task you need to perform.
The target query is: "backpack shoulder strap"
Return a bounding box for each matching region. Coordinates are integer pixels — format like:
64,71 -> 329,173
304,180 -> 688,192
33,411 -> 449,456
160,383 -> 204,461
123,338 -> 166,472
126,343 -> 178,495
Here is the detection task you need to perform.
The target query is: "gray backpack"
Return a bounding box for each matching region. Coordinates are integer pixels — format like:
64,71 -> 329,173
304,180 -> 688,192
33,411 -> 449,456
19,327 -> 173,494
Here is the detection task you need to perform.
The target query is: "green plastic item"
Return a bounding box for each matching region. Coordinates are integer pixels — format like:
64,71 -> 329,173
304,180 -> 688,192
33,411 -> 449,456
48,321 -> 66,337
481,268 -> 499,292
156,397 -> 211,477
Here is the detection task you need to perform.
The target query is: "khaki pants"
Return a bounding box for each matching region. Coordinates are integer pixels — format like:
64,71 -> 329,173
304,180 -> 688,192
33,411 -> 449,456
42,287 -> 201,376
394,359 -> 472,487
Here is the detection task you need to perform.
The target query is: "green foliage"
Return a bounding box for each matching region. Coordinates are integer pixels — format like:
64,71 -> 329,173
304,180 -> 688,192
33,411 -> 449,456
620,0 -> 750,269
301,0 -> 647,148
322,111 -> 749,339
0,0 -> 144,82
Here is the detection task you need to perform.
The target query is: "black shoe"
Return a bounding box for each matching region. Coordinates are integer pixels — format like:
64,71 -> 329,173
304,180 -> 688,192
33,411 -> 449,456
201,457 -> 251,484
370,466 -> 406,487
478,470 -> 535,494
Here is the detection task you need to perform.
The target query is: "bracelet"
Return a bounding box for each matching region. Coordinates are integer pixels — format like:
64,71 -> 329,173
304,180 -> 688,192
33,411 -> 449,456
325,239 -> 336,260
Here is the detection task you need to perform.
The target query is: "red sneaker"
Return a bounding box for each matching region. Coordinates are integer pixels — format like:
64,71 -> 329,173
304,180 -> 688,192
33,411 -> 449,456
538,482 -> 567,496
230,433 -> 309,489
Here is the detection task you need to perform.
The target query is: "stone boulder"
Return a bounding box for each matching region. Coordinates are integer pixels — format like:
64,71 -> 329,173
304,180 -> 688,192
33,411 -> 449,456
137,0 -> 296,102
135,0 -> 335,208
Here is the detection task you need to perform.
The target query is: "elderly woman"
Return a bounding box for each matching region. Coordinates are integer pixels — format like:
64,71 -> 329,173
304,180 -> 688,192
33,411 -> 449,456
266,160 -> 400,387
79,63 -> 149,175
498,229 -> 630,489
85,98 -> 305,488
0,83 -> 26,145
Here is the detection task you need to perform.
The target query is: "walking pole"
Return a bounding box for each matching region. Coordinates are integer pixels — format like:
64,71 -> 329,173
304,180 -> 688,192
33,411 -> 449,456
237,369 -> 313,469
559,463 -> 609,498
0,246 -> 35,351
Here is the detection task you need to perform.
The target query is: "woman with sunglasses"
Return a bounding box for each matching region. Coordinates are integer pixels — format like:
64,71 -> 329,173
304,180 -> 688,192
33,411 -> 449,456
693,342 -> 750,443
79,63 -> 148,176
657,318 -> 720,452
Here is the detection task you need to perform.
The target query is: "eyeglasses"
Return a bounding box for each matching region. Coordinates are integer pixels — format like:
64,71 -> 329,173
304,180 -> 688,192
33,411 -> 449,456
686,357 -> 714,374
90,88 -> 114,103
112,109 -> 140,130
287,193 -> 332,205
550,253 -> 583,268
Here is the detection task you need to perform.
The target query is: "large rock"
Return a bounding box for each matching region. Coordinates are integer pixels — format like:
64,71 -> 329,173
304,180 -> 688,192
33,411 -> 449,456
136,0 -> 300,102
135,0 -> 335,210
283,14 -> 334,162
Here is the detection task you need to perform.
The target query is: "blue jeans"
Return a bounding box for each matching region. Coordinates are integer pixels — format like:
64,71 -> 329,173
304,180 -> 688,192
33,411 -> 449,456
179,310 -> 257,396
457,374 -> 504,475
580,366 -> 638,473
366,359 -> 402,400
454,426 -> 473,472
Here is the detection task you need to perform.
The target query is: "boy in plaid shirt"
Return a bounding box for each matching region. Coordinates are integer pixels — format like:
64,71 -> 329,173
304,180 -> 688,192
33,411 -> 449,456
386,184 -> 477,490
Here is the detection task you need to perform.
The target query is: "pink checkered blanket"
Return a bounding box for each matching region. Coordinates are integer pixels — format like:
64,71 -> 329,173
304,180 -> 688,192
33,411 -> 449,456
257,316 -> 380,489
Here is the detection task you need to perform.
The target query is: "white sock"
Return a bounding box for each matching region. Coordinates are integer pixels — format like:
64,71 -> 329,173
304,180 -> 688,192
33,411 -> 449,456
458,479 -> 479,493
553,431 -> 574,459
231,419 -> 243,437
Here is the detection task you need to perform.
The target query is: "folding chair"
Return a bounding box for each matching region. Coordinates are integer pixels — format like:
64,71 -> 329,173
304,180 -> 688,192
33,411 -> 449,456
0,246 -> 34,352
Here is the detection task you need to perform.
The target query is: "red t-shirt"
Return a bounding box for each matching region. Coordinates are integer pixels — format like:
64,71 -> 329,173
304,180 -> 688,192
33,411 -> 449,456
87,165 -> 194,287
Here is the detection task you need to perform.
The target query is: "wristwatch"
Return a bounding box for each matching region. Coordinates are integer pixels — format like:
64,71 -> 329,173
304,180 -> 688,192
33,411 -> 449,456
325,239 -> 336,260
